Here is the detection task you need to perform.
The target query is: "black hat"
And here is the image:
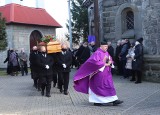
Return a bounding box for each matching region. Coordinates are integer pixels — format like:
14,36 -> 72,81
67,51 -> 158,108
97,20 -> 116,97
100,41 -> 108,45
137,37 -> 143,43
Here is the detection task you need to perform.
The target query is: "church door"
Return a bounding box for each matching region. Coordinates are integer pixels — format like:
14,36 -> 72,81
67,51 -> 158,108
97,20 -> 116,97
30,30 -> 42,50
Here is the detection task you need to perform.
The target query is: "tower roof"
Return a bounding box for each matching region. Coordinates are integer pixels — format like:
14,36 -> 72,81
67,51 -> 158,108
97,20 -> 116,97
0,3 -> 62,27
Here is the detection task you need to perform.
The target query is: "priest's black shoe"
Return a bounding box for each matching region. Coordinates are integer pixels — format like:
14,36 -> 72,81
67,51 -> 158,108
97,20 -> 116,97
93,103 -> 108,106
112,100 -> 123,106
94,103 -> 103,106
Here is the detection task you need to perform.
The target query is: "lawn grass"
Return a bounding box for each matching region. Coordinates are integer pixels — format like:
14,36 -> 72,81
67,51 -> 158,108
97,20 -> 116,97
0,69 -> 7,76
0,68 -> 31,77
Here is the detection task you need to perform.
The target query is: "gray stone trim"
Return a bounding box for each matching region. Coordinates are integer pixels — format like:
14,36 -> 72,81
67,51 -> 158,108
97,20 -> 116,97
115,3 -> 142,39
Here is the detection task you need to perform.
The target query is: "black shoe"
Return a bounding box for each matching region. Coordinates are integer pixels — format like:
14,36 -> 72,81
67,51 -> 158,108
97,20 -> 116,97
135,81 -> 141,84
64,91 -> 68,95
41,91 -> 44,96
130,79 -> 135,81
46,94 -> 51,97
60,89 -> 63,93
112,100 -> 123,106
53,83 -> 56,87
124,76 -> 129,79
93,103 -> 107,106
34,84 -> 37,89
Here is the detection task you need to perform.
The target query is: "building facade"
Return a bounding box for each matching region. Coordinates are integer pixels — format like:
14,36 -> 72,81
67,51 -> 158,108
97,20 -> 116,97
0,3 -> 61,68
83,0 -> 160,82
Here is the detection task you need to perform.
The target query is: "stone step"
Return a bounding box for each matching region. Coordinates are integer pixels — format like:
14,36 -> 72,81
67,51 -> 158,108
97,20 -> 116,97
144,55 -> 160,63
144,70 -> 160,83
144,63 -> 160,71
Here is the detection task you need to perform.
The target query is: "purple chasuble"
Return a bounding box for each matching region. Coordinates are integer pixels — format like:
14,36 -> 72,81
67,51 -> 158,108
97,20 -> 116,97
73,48 -> 116,97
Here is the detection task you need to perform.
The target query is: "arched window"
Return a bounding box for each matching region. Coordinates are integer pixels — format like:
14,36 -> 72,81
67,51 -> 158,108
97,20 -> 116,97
121,8 -> 135,38
116,4 -> 142,40
126,11 -> 134,29
121,8 -> 134,33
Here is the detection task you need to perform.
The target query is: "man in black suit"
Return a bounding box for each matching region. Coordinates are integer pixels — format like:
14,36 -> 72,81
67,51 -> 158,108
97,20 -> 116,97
29,46 -> 41,90
56,43 -> 72,95
36,46 -> 54,97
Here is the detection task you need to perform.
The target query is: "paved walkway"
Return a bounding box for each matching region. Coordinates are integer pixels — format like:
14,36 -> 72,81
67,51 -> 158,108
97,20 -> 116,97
0,69 -> 160,115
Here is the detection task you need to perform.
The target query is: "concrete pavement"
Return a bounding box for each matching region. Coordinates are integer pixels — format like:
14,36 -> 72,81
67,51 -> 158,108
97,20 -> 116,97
0,68 -> 160,115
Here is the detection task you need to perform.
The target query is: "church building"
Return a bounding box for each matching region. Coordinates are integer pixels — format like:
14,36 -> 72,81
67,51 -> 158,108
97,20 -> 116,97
83,0 -> 160,82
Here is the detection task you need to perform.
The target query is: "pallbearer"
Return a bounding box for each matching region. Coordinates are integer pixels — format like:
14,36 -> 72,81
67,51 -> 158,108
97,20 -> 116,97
36,46 -> 54,97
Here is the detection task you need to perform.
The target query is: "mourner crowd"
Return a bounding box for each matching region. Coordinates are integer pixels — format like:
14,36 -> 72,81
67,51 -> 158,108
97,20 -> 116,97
4,48 -> 28,76
3,37 -> 143,106
73,37 -> 143,106
72,37 -> 143,84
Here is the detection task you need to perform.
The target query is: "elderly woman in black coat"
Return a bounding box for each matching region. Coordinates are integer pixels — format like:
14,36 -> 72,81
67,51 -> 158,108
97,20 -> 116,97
131,38 -> 143,84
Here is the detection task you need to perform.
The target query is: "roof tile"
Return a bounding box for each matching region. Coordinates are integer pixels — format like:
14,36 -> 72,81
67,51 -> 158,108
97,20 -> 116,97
0,3 -> 62,27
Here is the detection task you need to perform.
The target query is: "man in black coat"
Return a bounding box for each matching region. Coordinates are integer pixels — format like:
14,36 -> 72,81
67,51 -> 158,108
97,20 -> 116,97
75,42 -> 90,68
56,43 -> 72,95
119,39 -> 130,78
115,40 -> 123,75
107,41 -> 114,60
36,46 -> 54,97
29,46 -> 40,90
4,49 -> 12,74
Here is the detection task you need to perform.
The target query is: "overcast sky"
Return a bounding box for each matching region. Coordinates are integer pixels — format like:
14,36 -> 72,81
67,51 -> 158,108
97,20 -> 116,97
45,0 -> 69,38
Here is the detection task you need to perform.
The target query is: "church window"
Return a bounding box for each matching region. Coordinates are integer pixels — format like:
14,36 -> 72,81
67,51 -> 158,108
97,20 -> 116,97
121,8 -> 134,33
126,11 -> 134,29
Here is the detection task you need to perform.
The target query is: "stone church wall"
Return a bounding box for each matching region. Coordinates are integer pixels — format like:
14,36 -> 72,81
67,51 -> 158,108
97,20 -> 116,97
96,0 -> 160,82
142,0 -> 160,82
142,0 -> 160,55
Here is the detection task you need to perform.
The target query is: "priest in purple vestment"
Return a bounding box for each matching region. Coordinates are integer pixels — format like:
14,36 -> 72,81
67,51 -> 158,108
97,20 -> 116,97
73,41 -> 123,106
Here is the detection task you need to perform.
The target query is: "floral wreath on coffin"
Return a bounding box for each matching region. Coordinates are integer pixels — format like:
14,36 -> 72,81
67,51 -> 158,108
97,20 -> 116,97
39,35 -> 61,53
41,35 -> 56,44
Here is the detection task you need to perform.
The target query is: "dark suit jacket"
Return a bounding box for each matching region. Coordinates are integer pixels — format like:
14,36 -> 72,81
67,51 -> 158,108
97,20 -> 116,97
29,51 -> 38,72
55,51 -> 72,72
36,53 -> 54,76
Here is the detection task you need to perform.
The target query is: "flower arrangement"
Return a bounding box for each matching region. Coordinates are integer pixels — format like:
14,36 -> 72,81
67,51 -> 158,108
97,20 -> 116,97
41,35 -> 56,43
39,34 -> 61,53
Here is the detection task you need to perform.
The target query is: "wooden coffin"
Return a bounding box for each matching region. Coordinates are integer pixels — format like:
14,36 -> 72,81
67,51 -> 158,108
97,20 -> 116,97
46,41 -> 61,53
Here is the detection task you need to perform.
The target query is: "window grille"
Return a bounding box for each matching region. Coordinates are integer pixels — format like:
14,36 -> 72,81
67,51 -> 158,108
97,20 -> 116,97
126,11 -> 134,29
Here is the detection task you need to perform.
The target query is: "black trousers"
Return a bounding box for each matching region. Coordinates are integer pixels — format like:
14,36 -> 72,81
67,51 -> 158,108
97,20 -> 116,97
131,70 -> 142,82
21,63 -> 28,76
117,60 -> 123,75
52,73 -> 57,85
121,60 -> 127,78
32,72 -> 40,89
39,75 -> 52,94
58,72 -> 69,91
125,69 -> 132,77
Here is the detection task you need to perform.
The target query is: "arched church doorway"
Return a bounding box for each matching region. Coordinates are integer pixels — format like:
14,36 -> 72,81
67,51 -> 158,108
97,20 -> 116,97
30,30 -> 42,51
